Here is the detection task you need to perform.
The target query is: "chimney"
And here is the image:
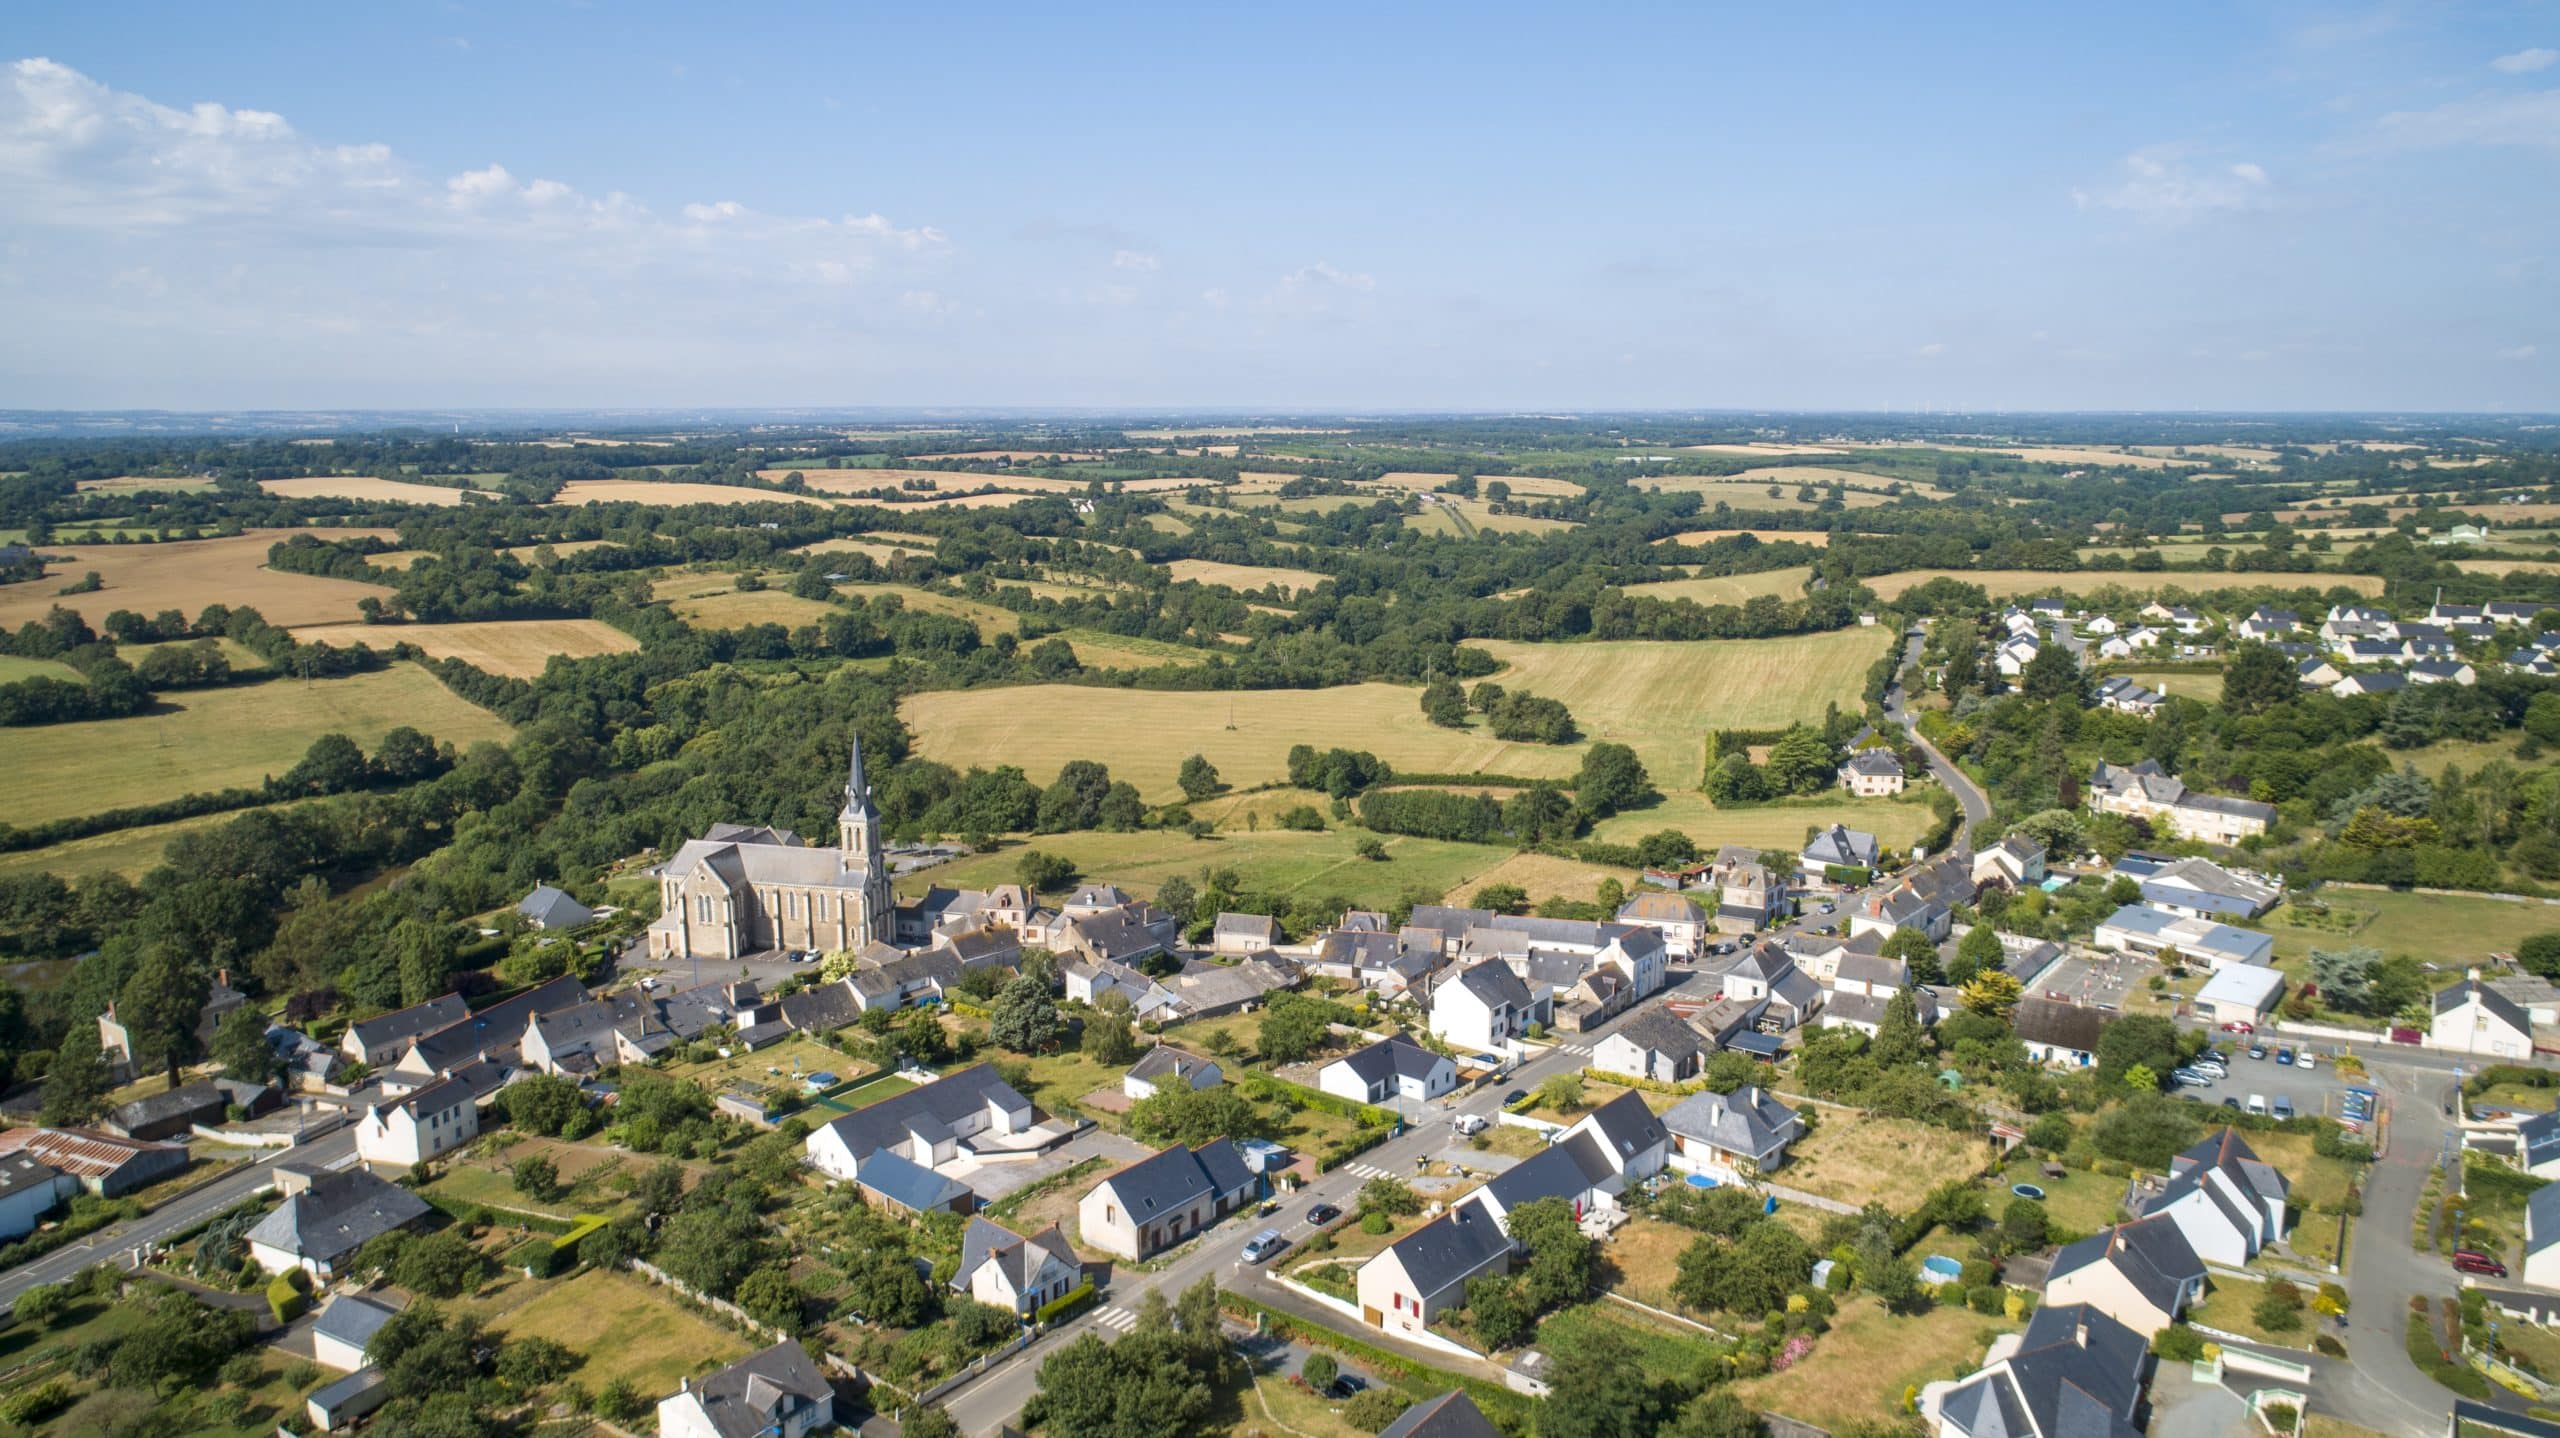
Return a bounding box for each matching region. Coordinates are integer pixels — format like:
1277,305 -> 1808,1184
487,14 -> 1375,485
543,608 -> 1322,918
216,968 -> 227,989
2110,1226 -> 2126,1253
2074,1311 -> 2090,1348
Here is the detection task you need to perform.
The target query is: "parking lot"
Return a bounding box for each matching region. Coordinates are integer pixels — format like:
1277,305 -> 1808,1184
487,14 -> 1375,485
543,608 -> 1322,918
2174,1037 -> 2372,1123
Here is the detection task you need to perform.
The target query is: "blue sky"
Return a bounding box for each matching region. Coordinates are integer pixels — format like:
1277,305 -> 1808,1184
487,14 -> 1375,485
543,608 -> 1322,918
2,3 -> 2555,411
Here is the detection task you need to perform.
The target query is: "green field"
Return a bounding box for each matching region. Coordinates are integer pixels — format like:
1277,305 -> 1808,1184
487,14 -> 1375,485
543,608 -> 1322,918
1862,568 -> 2386,601
906,828 -> 1510,911
1057,628 -> 1224,669
0,804 -> 317,881
2116,667 -> 2221,700
0,655 -> 84,683
1589,789 -> 1938,855
1617,566 -> 1815,606
2266,887 -> 2560,971
8,664 -> 513,827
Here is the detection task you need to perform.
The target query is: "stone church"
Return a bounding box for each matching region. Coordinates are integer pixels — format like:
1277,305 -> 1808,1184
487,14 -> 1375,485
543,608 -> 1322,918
646,740 -> 894,961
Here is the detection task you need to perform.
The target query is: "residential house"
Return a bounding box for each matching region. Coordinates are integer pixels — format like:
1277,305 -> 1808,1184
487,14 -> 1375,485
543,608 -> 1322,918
2527,1185 -> 2560,1292
2464,1110 -> 2560,1177
1212,912 -> 1280,958
0,1156 -> 75,1241
2433,971 -> 2536,1059
354,1074 -> 479,1168
1056,906 -> 1171,970
310,1293 -> 398,1373
2092,905 -> 2274,972
1159,956 -> 1302,1019
1428,959 -> 1550,1052
2112,854 -> 2281,920
341,994 -> 470,1065
930,923 -> 1024,975
2487,601 -> 2547,627
1375,1392 -> 1501,1438
1591,1008 -> 1708,1083
852,1149 -> 975,1216
98,971 -> 246,1081
656,1340 -> 835,1438
2297,656 -> 2342,688
2014,999 -> 2104,1068
955,1216 -> 1081,1316
1123,1045 -> 1223,1101
2042,1219 -> 2205,1336
1301,927 -> 1442,997
2234,607 -> 2298,641
1709,847 -> 1792,934
1317,1033 -> 1456,1106
383,976 -> 591,1091
2127,1128 -> 2290,1266
2331,670 -> 2410,698
803,1063 -> 1036,1183
522,993 -> 676,1076
1062,960 -> 1179,1022
1933,1302 -> 2150,1438
1823,953 -> 1935,1037
1660,1085 -> 1801,1178
2409,658 -> 2478,686
1995,633 -> 2041,678
1612,890 -> 1709,960
1973,833 -> 2048,890
1077,1139 -> 1257,1261
1355,1197 -> 1512,1336
2492,975 -> 2560,1029
1800,824 -> 1883,881
244,1169 -> 434,1279
2092,676 -> 2163,717
646,742 -> 894,961
0,1127 -> 189,1197
2086,759 -> 2274,845
1839,748 -> 1907,797
515,884 -> 595,931
2141,602 -> 2204,634
1723,946 -> 1825,1030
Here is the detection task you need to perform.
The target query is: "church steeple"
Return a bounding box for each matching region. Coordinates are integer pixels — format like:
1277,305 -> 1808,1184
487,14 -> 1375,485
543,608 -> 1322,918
839,734 -> 881,867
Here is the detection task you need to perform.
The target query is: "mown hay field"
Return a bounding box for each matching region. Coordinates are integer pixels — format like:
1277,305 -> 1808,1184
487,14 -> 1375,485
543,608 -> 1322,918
289,619 -> 640,677
910,828 -> 1507,913
1587,790 -> 1938,855
547,479 -> 844,507
72,475 -> 219,495
10,664 -> 513,826
1860,568 -> 2385,600
0,806 -> 310,881
1165,558 -> 1329,595
1663,528 -> 1831,547
1617,567 -> 1813,606
1469,630 -> 1889,785
257,476 -> 475,506
0,529 -> 397,632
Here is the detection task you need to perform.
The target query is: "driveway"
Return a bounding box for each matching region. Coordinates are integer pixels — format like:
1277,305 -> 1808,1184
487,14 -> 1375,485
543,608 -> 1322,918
949,1127 -> 1148,1204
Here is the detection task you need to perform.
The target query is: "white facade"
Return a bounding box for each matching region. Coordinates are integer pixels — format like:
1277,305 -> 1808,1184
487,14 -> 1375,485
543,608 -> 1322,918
353,1085 -> 479,1169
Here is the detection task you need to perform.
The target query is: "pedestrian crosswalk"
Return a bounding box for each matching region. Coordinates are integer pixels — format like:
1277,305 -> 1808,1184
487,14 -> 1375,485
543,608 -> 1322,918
1554,1042 -> 1593,1057
1340,1161 -> 1396,1181
1093,1305 -> 1138,1333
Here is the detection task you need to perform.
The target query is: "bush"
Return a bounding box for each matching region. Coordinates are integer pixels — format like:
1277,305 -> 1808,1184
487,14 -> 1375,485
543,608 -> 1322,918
1344,1388 -> 1410,1432
2262,1402 -> 2299,1434
1360,1211 -> 1391,1235
2152,1326 -> 2206,1362
595,1378 -> 644,1422
511,1235 -> 569,1278
265,1269 -> 310,1324
1967,1285 -> 2004,1314
0,1380 -> 71,1425
2253,1291 -> 2303,1333
1035,1282 -> 1096,1325
1301,1353 -> 1338,1392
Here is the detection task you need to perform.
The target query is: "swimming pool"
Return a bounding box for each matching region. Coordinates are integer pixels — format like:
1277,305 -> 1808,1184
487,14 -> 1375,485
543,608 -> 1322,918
1920,1255 -> 1963,1285
2011,1183 -> 2046,1200
1685,1172 -> 1720,1189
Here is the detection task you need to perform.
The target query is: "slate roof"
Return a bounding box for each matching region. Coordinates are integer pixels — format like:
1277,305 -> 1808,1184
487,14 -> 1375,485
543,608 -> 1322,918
1165,957 -> 1299,1014
312,1292 -> 399,1358
1482,1129 -> 1614,1212
1835,953 -> 1909,990
244,1169 -> 432,1267
1213,912 -> 1279,942
776,977 -> 866,1033
1614,891 -> 1706,925
681,1340 -> 834,1438
1126,1044 -> 1219,1087
403,976 -> 590,1072
1068,908 -> 1165,963
1376,1391 -> 1502,1438
2171,1127 -> 2290,1207
1661,1086 -> 1798,1156
957,1215 -> 1078,1294
2518,1111 -> 2560,1173
809,1063 -> 1029,1164
1938,1302 -> 2147,1438
344,994 -> 469,1056
1448,958 -> 1534,1011
1577,1091 -> 1667,1168
2013,998 -> 2106,1054
2049,1217 -> 2203,1319
515,885 -> 595,929
1802,824 -> 1881,868
1378,1199 -> 1511,1302
1842,748 -> 1905,777
1094,1139 -> 1250,1219
1604,1007 -> 1705,1064
104,1081 -> 225,1135
855,1148 -> 974,1212
2437,976 -> 2534,1036
2097,905 -> 2274,966
1328,1033 -> 1450,1086
0,1155 -> 64,1203
662,825 -> 872,894
2529,1182 -> 2560,1259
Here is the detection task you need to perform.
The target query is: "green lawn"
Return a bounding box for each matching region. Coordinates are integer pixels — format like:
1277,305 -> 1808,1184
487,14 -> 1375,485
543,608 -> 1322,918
2188,1276 -> 2313,1346
663,1035 -> 858,1095
0,654 -> 83,683
1731,1297 -> 2021,1431
455,1265 -> 753,1397
2265,888 -> 2558,972
1999,1154 -> 2128,1238
1529,1301 -> 1720,1382
0,802 -> 320,881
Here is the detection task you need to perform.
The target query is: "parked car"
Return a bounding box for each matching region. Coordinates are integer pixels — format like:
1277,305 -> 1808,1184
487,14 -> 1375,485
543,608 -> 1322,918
2191,1059 -> 2228,1076
2220,1097 -> 2243,1110
2275,1047 -> 2295,1066
1308,1202 -> 1342,1225
2297,1050 -> 2318,1071
2455,1252 -> 2510,1278
1452,1114 -> 1489,1136
1329,1375 -> 1369,1399
2220,1020 -> 2256,1034
2247,1094 -> 2269,1115
1242,1230 -> 1290,1264
2247,1044 -> 2268,1060
1503,1091 -> 1528,1106
2172,1069 -> 2214,1089
2272,1096 -> 2296,1120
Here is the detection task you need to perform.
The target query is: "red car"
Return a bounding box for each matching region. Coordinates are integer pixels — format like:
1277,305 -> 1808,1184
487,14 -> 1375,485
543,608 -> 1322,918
2454,1252 -> 2509,1278
2220,1021 -> 2256,1034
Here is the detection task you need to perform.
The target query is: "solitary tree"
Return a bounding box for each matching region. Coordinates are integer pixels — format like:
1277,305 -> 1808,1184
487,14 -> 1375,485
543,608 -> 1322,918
117,946 -> 210,1089
1176,755 -> 1222,802
210,1006 -> 276,1085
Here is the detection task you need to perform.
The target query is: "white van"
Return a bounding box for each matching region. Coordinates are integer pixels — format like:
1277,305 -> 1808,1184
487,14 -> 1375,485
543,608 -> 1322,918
2246,1094 -> 2268,1116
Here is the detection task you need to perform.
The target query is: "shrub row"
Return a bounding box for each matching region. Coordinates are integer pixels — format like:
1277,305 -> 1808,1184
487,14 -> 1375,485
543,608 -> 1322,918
1035,1281 -> 1096,1325
0,1195 -> 143,1270
2406,1313 -> 2493,1399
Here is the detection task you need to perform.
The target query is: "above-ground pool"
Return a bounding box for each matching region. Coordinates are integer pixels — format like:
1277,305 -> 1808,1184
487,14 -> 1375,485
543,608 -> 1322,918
1920,1255 -> 1964,1285
1685,1173 -> 1720,1189
2012,1183 -> 2046,1200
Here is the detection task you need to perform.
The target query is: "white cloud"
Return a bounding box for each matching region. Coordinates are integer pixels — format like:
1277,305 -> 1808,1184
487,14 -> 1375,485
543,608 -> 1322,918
1279,261 -> 1375,292
2072,148 -> 2270,222
2492,48 -> 2558,75
1110,248 -> 1159,272
2501,344 -> 2540,360
2375,90 -> 2560,149
1916,342 -> 1947,359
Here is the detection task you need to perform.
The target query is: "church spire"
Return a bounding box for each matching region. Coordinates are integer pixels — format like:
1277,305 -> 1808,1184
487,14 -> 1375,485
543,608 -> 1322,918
840,733 -> 881,869
846,732 -> 873,811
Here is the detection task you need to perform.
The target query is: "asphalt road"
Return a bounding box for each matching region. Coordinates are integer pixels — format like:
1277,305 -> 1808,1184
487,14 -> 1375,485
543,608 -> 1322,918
0,1128 -> 352,1309
1886,625 -> 1989,850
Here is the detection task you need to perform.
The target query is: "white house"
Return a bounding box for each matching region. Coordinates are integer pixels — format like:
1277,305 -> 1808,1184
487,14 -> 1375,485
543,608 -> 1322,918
310,1293 -> 398,1373
2527,1185 -> 2560,1292
803,1063 -> 1034,1183
1972,833 -> 2048,889
954,1216 -> 1081,1315
0,1156 -> 75,1242
2041,1219 -> 2205,1337
2432,972 -> 2535,1059
1934,1303 -> 2150,1438
1612,890 -> 1709,961
1839,748 -> 1907,797
1317,1033 -> 1456,1106
1591,1009 -> 1707,1084
244,1170 -> 433,1280
2013,998 -> 2104,1068
657,1341 -> 834,1438
2128,1129 -> 2289,1267
1077,1139 -> 1257,1261
1659,1085 -> 1801,1179
2091,905 -> 2274,972
1122,1045 -> 1222,1101
1427,959 -> 1549,1053
2086,759 -> 2273,846
353,1074 -> 479,1169
2192,964 -> 2284,1028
